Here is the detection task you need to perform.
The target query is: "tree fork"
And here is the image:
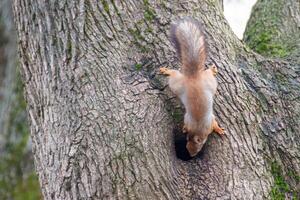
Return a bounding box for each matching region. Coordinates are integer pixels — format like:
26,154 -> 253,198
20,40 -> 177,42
13,0 -> 300,199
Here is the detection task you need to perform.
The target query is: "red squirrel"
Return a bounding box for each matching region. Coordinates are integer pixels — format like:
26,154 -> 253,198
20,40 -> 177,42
159,17 -> 225,157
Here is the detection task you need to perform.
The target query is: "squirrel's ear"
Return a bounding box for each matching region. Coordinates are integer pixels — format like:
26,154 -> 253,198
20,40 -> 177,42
194,135 -> 201,144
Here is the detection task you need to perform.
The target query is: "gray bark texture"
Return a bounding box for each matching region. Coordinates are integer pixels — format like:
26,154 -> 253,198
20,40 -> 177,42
12,0 -> 300,199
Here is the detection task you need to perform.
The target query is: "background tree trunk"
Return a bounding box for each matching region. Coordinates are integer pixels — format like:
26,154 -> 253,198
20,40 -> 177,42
0,0 -> 18,150
0,0 -> 40,199
12,0 -> 299,199
244,0 -> 300,62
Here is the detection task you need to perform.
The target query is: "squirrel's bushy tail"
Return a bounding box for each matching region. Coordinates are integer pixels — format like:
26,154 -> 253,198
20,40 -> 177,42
170,17 -> 206,76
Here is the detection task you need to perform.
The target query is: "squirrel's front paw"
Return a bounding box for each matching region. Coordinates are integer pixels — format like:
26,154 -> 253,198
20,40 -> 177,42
182,124 -> 188,134
209,64 -> 218,76
215,127 -> 225,135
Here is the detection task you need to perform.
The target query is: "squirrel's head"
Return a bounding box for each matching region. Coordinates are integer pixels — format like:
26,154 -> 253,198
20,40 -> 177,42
186,134 -> 207,157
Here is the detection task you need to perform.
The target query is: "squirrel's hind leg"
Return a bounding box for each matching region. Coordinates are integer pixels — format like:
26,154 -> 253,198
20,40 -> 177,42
159,67 -> 178,76
159,67 -> 185,96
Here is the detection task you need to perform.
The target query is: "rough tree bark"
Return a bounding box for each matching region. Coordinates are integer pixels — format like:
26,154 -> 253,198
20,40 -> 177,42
12,0 -> 299,199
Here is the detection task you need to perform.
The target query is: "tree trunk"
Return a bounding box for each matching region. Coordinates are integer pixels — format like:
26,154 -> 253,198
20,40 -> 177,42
0,0 -> 40,199
0,0 -> 18,148
12,0 -> 300,199
244,0 -> 300,62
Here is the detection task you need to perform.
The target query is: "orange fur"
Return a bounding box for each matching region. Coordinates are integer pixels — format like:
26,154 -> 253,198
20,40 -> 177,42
160,66 -> 224,157
159,17 -> 225,157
